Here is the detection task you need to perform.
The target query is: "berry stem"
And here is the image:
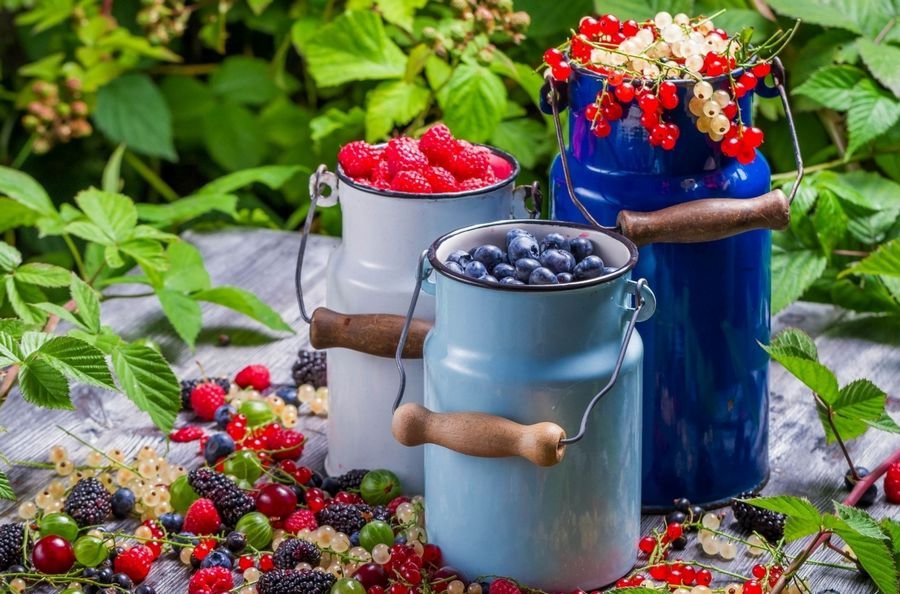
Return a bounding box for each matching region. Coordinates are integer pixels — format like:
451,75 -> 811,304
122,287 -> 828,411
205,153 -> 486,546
56,425 -> 149,479
812,393 -> 858,480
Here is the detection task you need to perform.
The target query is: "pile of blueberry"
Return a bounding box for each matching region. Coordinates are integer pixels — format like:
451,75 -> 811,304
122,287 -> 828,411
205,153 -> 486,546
444,228 -> 615,286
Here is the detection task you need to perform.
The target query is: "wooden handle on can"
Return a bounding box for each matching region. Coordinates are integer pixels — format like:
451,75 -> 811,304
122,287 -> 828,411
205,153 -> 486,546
392,403 -> 566,467
309,307 -> 431,359
616,189 -> 790,246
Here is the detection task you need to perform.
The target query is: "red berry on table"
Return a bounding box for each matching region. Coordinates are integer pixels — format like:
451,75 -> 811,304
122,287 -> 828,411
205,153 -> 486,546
752,62 -> 771,78
190,382 -> 226,421
551,61 -> 572,81
183,498 -> 222,535
648,564 -> 669,580
885,462 -> 900,503
614,82 -> 635,103
113,545 -> 153,583
338,141 -> 381,179
666,569 -> 683,585
188,566 -> 234,594
489,579 -> 521,594
32,535 -> 75,574
238,555 -> 256,571
422,543 -> 442,566
666,522 -> 684,541
169,425 -> 205,442
270,428 -> 305,461
543,48 -> 564,67
256,483 -> 298,518
419,123 -> 459,167
448,143 -> 490,180
681,565 -> 696,585
638,535 -> 656,554
743,580 -> 763,594
695,568 -> 712,586
385,137 -> 429,177
235,364 -> 270,391
284,509 -> 318,533
751,564 -> 766,579
391,170 -> 433,193
259,553 -> 275,572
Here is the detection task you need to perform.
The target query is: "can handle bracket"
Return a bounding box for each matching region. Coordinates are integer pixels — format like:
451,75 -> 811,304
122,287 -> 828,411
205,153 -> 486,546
512,181 -> 543,219
296,165 -> 339,324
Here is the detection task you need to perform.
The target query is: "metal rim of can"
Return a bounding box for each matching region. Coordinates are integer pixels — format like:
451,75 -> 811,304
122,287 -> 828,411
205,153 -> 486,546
335,143 -> 522,200
425,219 -> 639,293
568,60 -> 748,87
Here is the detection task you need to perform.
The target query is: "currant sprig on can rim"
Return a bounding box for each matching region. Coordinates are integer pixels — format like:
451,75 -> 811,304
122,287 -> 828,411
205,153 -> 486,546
542,10 -> 798,160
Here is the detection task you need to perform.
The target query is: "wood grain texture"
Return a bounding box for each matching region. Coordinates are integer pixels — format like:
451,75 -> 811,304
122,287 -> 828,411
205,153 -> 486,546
309,308 -> 431,359
0,229 -> 894,594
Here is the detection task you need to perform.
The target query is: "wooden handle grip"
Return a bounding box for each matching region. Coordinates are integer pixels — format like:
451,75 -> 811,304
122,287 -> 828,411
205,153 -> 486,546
617,189 -> 790,246
308,307 -> 431,359
392,403 -> 566,467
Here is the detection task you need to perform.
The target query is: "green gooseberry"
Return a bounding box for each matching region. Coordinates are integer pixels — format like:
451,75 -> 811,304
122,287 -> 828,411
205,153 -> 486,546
170,474 -> 199,514
358,520 -> 395,552
239,400 -> 276,427
359,470 -> 403,506
38,512 -> 79,542
331,578 -> 367,594
223,450 -> 263,483
235,512 -> 273,549
74,535 -> 107,567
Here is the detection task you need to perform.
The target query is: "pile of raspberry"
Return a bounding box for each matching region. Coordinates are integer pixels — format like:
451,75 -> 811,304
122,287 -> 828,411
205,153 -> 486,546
337,124 -> 513,194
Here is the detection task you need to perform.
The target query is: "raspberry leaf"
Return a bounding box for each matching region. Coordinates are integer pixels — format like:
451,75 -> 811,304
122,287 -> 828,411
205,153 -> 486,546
13,263 -> 72,288
94,74 -> 177,162
33,336 -> 116,390
0,242 -> 22,273
156,289 -> 203,348
858,37 -> 900,97
744,496 -> 822,542
767,328 -> 819,361
0,166 -> 57,217
864,412 -> 900,434
365,81 -> 430,142
437,64 -> 507,143
843,239 -> 900,278
829,517 -> 898,594
818,379 -> 887,442
761,347 -> 840,402
831,502 -> 890,540
18,357 -> 72,410
111,342 -> 180,433
70,276 -> 101,333
191,286 -> 293,334
0,469 -> 13,501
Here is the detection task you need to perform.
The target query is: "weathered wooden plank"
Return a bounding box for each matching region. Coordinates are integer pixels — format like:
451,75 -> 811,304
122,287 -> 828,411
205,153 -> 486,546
0,229 -> 894,594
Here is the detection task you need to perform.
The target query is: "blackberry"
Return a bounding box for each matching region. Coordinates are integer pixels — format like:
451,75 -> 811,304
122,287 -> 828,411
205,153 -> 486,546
258,569 -> 336,594
188,467 -> 255,526
0,524 -> 25,570
335,469 -> 368,492
274,538 -> 321,569
316,503 -> 369,535
64,478 -> 112,526
291,350 -> 327,388
731,493 -> 785,542
372,506 -> 391,523
180,377 -> 230,410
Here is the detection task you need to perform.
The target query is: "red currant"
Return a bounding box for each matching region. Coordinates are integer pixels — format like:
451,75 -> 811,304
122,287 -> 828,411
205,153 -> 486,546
622,19 -> 639,36
592,119 -> 611,138
665,522 -> 684,541
607,71 -> 624,86
722,102 -> 738,119
638,93 -> 659,113
551,62 -> 572,82
259,553 -> 275,572
721,136 -> 741,157
422,544 -> 442,567
648,564 -> 669,580
570,35 -> 592,62
737,145 -> 757,165
543,48 -> 564,67
695,568 -> 712,586
32,535 -> 75,574
744,580 -> 763,594
660,93 -> 678,110
614,83 -> 635,103
602,103 -> 623,121
659,81 -> 677,98
681,565 -> 696,585
739,72 -> 758,90
638,536 -> 657,554
256,483 -> 298,518
666,569 -> 684,585
579,17 -> 602,38
369,587 -> 386,594
751,564 -> 766,579
238,555 -> 255,571
389,584 -> 409,594
584,104 -> 600,122
640,111 -> 658,130
599,14 -> 620,36
733,82 -> 748,98
743,126 -> 764,147
631,574 -> 645,585
752,62 -> 771,78
194,542 -> 211,560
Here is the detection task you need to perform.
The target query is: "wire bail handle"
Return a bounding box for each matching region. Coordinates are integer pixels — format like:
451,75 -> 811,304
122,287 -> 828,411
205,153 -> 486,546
296,164 -> 339,324
513,181 -> 543,219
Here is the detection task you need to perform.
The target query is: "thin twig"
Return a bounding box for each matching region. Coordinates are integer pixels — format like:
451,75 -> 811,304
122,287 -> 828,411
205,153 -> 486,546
770,146 -> 900,181
813,393 -> 858,480
874,17 -> 896,44
101,292 -> 155,301
123,151 -> 179,203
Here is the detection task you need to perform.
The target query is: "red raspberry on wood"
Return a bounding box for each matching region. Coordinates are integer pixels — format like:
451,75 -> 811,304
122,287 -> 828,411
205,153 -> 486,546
190,383 -> 226,421
183,498 -> 222,535
113,545 -> 154,583
189,566 -> 234,594
235,364 -> 270,391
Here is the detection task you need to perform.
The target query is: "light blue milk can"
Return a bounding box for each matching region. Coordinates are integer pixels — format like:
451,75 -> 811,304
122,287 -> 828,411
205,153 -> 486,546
391,220 -> 656,590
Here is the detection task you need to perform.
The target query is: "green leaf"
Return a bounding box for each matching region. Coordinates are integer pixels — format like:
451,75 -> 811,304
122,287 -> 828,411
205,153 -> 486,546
437,64 -> 507,143
4,278 -> 47,325
15,0 -> 73,32
111,343 -> 179,433
761,346 -> 840,402
137,194 -> 238,225
310,107 -> 366,145
765,0 -> 894,38
13,263 -> 71,288
374,0 -> 427,31
794,66 -> 867,111
74,189 -> 138,244
192,286 -> 292,333
18,358 -> 72,409
833,502 -> 889,540
161,242 -> 211,294
70,276 -> 101,333
845,239 -> 900,277
34,336 -> 115,390
0,167 -> 56,216
771,246 -> 828,313
745,496 -> 822,542
104,246 -> 124,269
18,53 -> 65,79
93,74 -> 177,161
767,328 -> 818,361
491,118 -> 551,169
197,165 -> 302,195
65,221 -> 109,245
365,81 -> 430,142
34,302 -> 83,329
816,170 -> 900,211
302,11 -> 407,87
831,519 -> 899,594
19,331 -> 50,358
0,469 -> 14,501
0,332 -> 22,365
864,412 -> 900,434
247,0 -> 273,15
846,79 -> 900,156
813,191 -> 848,254
881,518 -> 900,568
820,379 -> 887,442
119,240 -> 168,274
0,199 -> 40,233
160,76 -> 215,142
156,289 -> 202,347
203,102 -> 266,172
858,38 -> 900,97
0,243 -> 22,272
424,55 -> 452,90
102,145 -> 126,194
209,56 -> 279,106
516,0 -> 593,37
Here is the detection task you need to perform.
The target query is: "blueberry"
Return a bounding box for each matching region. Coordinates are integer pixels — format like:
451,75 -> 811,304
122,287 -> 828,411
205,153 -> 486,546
464,261 -> 487,279
505,228 -> 532,250
394,534 -> 407,544
110,488 -> 135,519
483,275 -> 498,283
857,485 -> 878,507
275,386 -> 299,407
159,512 -> 183,533
321,476 -> 340,495
225,531 -> 247,553
515,258 -> 541,282
568,237 -> 594,261
557,272 -> 574,283
540,249 -> 576,274
844,466 -> 870,490
529,267 -> 559,285
499,277 -> 525,285
350,531 -> 360,546
508,235 -> 539,262
573,255 -> 605,280
213,404 -> 236,429
603,266 -> 619,275
204,433 -> 235,465
135,586 -> 157,594
447,250 -> 472,267
112,573 -> 134,589
201,549 -> 234,570
97,568 -> 113,584
672,497 -> 691,512
445,261 -> 464,275
310,471 -> 324,487
670,536 -> 687,550
174,532 -> 199,549
472,244 -> 505,270
540,233 -> 569,253
492,263 -> 516,280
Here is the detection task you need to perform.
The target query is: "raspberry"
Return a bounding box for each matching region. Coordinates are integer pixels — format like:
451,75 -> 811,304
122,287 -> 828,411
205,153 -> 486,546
257,569 -> 336,594
113,545 -> 154,583
448,143 -> 490,180
424,166 -> 458,193
183,498 -> 222,535
885,462 -> 900,504
384,137 -> 428,177
371,160 -> 393,185
188,467 -> 256,526
387,496 -> 410,516
271,429 -> 305,461
391,170 -> 432,193
169,426 -> 205,442
274,538 -> 321,569
64,478 -> 111,527
235,364 -> 271,391
189,566 -> 234,594
284,509 -> 318,533
458,178 -> 490,191
338,141 -> 381,179
190,383 -> 226,421
419,124 -> 459,167
291,350 -> 327,388
181,377 -> 230,410
0,524 -> 24,570
488,153 -> 514,181
489,579 -> 521,594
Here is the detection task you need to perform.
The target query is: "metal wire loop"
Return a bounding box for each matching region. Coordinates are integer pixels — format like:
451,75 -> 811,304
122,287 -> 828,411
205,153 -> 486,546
393,251 -> 430,413
295,164 -> 329,324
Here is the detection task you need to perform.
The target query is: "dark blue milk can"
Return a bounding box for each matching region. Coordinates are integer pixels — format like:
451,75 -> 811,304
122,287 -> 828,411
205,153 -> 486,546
541,59 -> 802,508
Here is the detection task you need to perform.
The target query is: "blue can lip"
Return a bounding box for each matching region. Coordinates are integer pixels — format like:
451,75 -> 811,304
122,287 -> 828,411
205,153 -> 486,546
336,144 -> 521,199
427,220 -> 639,292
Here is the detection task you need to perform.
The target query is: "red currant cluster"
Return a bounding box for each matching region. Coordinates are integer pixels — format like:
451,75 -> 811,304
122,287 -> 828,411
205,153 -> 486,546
618,562 -> 713,588
720,124 -> 765,165
886,462 -> 900,503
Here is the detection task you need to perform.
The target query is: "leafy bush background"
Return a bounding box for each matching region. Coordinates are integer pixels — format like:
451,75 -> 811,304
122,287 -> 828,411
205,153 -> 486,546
1,0 -> 899,321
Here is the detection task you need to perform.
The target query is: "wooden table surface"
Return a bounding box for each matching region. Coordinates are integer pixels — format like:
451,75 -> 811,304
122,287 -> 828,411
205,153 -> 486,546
0,228 -> 896,593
